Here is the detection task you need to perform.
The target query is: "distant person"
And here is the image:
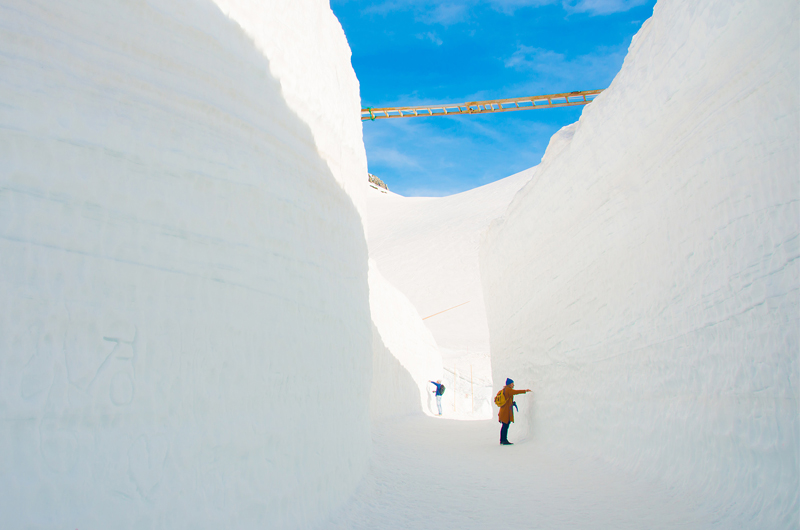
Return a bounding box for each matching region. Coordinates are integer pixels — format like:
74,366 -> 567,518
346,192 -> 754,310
429,380 -> 445,415
496,378 -> 531,445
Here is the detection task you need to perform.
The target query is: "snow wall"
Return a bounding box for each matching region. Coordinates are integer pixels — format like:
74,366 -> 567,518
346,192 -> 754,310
0,1 -> 372,528
365,173 -> 532,419
369,260 -> 444,417
481,0 -> 799,525
370,321 -> 422,422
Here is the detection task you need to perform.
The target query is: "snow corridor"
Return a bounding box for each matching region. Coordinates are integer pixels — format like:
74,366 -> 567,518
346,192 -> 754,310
0,0 -> 796,528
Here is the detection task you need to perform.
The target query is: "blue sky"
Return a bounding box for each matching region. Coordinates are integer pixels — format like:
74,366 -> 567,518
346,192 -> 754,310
331,0 -> 657,196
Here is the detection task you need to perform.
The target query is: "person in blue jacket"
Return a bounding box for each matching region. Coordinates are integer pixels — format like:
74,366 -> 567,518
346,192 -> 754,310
430,380 -> 445,415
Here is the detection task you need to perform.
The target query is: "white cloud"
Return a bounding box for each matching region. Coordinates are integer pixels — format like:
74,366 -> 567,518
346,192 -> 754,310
503,43 -> 627,91
486,0 -> 647,15
368,145 -> 423,169
505,46 -> 567,72
420,3 -> 470,24
416,31 -> 444,45
485,0 -> 558,15
562,0 -> 649,15
359,0 -> 646,21
361,0 -> 472,25
361,1 -> 405,16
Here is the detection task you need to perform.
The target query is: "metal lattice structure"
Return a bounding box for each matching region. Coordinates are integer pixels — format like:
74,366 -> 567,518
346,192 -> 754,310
361,89 -> 603,121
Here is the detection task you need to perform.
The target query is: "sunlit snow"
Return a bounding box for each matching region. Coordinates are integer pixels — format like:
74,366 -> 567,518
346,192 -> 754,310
0,0 -> 797,528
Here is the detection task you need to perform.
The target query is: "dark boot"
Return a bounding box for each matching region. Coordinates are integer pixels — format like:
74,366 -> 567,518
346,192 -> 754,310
500,422 -> 510,445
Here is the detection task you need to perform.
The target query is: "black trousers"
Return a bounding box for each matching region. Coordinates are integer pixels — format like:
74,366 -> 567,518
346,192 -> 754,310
500,422 -> 510,443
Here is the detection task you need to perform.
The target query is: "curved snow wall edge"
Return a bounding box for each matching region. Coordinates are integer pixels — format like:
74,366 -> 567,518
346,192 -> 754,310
481,0 -> 798,525
370,321 -> 422,421
369,260 -> 444,418
0,1 -> 372,528
212,0 -> 369,220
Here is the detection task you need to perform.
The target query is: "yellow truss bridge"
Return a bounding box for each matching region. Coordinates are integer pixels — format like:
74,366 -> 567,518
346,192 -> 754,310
361,89 -> 603,121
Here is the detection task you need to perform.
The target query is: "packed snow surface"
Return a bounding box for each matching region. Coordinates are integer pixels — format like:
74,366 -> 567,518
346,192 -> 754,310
316,415 -> 718,529
0,1 -> 371,528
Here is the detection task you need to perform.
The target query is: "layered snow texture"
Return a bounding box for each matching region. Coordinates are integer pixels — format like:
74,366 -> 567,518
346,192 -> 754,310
210,0 -> 368,217
369,260 -> 444,417
366,172 -> 531,418
0,1 -> 372,528
482,0 -> 799,526
369,321 -> 420,422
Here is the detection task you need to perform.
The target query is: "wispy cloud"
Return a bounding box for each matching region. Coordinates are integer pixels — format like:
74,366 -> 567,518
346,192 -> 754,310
368,144 -> 424,169
484,0 -> 557,15
488,0 -> 647,15
360,1 -> 406,16
333,0 -> 653,196
503,43 -> 627,91
361,0 -> 472,25
419,3 -> 470,24
505,46 -> 566,72
416,31 -> 444,45
562,0 -> 649,15
352,0 -> 647,22
362,109 -> 553,196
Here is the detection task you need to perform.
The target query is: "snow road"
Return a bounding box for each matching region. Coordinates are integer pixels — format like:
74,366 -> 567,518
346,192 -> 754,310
317,413 -> 713,529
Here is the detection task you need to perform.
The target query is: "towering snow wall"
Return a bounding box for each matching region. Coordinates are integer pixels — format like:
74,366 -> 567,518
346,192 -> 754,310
482,0 -> 798,525
0,1 -> 372,528
211,0 -> 368,217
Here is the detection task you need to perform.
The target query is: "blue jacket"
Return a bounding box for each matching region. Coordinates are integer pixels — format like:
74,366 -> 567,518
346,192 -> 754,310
430,381 -> 444,396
